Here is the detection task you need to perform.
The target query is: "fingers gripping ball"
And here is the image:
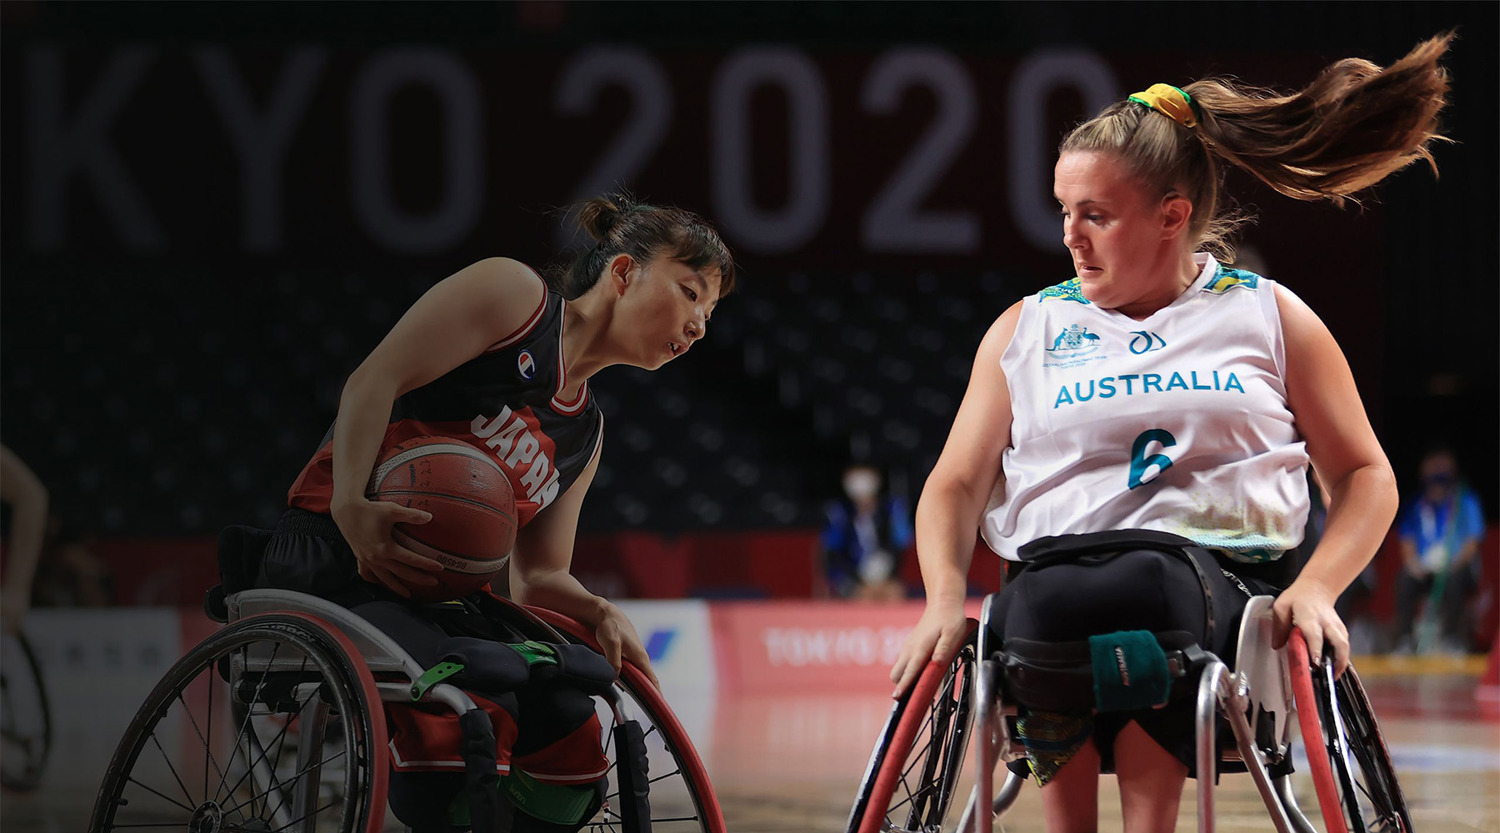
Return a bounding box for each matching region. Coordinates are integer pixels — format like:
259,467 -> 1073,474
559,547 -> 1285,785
368,437 -> 518,602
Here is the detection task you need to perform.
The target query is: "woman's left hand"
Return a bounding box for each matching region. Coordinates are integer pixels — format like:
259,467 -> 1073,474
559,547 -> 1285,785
1272,578 -> 1351,678
594,602 -> 662,691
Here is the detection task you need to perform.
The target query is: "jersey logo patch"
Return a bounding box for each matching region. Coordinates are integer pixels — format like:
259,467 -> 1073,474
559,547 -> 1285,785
1204,266 -> 1261,294
1046,324 -> 1101,352
1128,330 -> 1167,354
1038,278 -> 1092,304
1043,324 -> 1105,368
517,350 -> 536,380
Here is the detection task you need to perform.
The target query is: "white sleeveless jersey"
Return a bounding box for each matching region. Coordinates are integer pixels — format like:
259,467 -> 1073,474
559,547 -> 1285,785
981,254 -> 1310,563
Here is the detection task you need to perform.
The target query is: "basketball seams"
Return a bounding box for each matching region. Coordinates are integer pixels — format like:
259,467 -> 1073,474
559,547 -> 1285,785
365,436 -> 518,602
367,441 -> 505,492
371,489 -> 517,523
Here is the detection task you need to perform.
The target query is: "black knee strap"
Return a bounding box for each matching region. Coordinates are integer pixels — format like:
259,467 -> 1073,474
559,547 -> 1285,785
437,637 -> 539,693
532,644 -> 618,697
428,638 -> 617,700
999,630 -> 1210,711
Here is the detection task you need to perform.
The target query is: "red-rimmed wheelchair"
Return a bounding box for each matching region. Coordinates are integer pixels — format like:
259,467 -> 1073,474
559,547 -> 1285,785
847,595 -> 1411,833
89,527 -> 724,833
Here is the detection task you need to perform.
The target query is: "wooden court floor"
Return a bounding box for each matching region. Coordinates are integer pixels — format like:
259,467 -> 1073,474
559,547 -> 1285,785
4,669 -> 1494,832
707,672 -> 1498,832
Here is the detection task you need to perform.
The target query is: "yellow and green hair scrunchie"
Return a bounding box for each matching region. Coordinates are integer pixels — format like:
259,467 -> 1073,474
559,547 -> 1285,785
1129,83 -> 1199,129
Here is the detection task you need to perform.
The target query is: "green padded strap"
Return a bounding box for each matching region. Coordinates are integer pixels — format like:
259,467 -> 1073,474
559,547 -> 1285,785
502,769 -> 599,826
410,660 -> 465,701
1089,630 -> 1172,712
510,640 -> 561,667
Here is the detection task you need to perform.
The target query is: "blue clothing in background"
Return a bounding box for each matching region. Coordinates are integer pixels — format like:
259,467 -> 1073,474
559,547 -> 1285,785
821,497 -> 914,597
1398,487 -> 1485,569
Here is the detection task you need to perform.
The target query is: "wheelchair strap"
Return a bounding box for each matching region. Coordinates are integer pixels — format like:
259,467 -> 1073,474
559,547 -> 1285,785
1090,630 -> 1172,712
1013,530 -> 1220,650
457,709 -> 503,833
428,638 -> 571,698
500,769 -> 601,827
1000,630 -> 1207,712
532,644 -> 619,697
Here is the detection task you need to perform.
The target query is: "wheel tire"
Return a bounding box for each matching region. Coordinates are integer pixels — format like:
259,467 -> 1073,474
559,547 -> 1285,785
0,631 -> 52,792
526,606 -> 727,833
1290,630 -> 1412,833
89,613 -> 388,833
847,620 -> 979,833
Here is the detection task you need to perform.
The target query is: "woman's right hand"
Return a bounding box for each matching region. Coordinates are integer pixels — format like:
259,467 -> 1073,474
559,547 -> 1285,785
889,601 -> 969,699
331,497 -> 444,597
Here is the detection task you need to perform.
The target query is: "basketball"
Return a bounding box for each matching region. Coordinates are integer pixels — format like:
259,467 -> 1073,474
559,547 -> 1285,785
366,436 -> 518,603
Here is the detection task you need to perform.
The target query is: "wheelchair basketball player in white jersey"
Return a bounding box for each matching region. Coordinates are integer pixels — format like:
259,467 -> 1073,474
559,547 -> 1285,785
890,35 -> 1454,833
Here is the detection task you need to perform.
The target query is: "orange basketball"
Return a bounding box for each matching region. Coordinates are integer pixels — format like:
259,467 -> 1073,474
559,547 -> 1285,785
367,436 -> 517,603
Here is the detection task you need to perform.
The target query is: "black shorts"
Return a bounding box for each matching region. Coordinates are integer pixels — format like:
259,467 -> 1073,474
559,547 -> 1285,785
993,531 -> 1288,781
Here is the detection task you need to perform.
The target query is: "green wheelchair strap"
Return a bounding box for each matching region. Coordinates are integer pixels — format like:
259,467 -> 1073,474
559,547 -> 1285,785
510,640 -> 562,667
410,661 -> 465,701
445,771 -> 597,827
1089,630 -> 1172,712
502,769 -> 599,826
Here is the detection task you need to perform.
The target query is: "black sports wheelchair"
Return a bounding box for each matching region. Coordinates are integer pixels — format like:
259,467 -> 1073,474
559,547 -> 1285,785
89,525 -> 725,833
847,531 -> 1411,833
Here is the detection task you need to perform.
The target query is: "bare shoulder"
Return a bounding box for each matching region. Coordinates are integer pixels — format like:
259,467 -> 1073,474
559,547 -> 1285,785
450,257 -> 548,304
977,300 -> 1026,360
1272,283 -> 1335,347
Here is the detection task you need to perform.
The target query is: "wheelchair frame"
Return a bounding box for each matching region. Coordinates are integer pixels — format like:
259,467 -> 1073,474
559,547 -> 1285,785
90,588 -> 725,833
848,595 -> 1412,833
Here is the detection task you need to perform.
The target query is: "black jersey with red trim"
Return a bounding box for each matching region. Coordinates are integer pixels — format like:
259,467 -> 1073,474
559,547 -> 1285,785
288,284 -> 603,528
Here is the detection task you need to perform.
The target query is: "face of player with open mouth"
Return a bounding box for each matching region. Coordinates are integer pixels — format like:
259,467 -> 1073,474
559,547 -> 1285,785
617,254 -> 721,370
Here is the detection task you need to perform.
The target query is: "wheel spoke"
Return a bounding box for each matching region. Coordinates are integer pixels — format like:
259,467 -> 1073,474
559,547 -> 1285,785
144,728 -> 198,810
215,641 -> 284,805
122,774 -> 198,814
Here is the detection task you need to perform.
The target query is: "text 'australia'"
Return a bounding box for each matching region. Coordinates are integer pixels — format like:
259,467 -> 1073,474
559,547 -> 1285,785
1055,370 -> 1245,409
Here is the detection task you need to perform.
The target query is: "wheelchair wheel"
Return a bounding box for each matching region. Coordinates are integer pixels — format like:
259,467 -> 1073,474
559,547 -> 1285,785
90,612 -> 388,833
846,620 -> 978,833
524,606 -> 727,833
1,630 -> 52,792
1290,632 -> 1412,833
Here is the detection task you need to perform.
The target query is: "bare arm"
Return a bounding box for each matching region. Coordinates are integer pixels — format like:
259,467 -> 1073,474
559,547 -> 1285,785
889,302 -> 1021,695
508,436 -> 660,688
1274,285 -> 1399,674
1,445 -> 49,632
331,258 -> 547,596
1399,536 -> 1426,577
1451,538 -> 1479,570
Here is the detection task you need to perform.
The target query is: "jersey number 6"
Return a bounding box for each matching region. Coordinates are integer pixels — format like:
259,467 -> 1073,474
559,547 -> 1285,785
1128,428 -> 1177,490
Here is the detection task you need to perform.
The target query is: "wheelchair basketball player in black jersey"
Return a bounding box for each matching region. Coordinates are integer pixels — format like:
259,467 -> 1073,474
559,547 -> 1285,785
235,194 -> 734,832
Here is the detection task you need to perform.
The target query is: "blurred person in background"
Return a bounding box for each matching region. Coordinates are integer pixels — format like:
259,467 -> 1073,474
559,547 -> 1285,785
31,517 -> 112,610
821,463 -> 913,601
1,444 -> 48,633
1393,446 -> 1485,654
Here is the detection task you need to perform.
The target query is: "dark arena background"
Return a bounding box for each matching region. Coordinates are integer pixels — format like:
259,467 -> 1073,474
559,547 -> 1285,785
1,2 -> 1496,831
